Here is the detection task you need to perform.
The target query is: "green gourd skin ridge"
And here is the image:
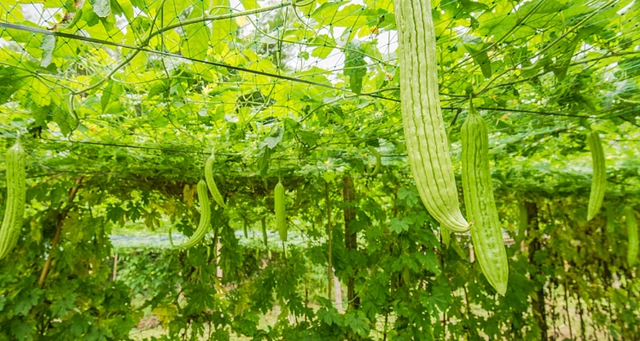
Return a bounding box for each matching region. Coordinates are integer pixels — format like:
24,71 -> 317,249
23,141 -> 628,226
275,181 -> 287,242
461,107 -> 509,295
181,180 -> 212,248
0,139 -> 26,260
586,132 -> 606,221
205,148 -> 226,208
394,0 -> 469,233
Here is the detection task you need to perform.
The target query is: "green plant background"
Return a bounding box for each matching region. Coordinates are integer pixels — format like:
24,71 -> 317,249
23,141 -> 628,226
0,0 -> 639,340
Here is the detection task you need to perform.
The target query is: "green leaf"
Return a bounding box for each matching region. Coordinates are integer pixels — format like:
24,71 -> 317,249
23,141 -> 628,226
345,311 -> 370,336
101,82 -> 123,113
297,129 -> 320,146
257,146 -> 271,176
0,67 -> 28,104
52,106 -> 73,136
43,0 -> 67,8
51,293 -> 77,318
182,3 -> 211,61
89,0 -> 111,17
40,36 -> 55,68
311,35 -> 336,59
69,313 -> 91,336
421,279 -> 451,313
318,306 -> 343,326
397,187 -> 419,207
241,0 -> 259,10
14,288 -> 41,316
311,2 -> 341,26
389,216 -> 411,234
261,126 -> 284,149
10,319 -> 34,341
464,43 -> 492,78
344,44 -> 367,94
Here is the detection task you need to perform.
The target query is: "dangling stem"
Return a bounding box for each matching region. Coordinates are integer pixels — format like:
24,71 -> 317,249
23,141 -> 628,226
325,181 -> 334,302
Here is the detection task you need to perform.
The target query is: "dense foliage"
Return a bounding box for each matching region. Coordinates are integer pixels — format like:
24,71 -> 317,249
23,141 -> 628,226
1,0 -> 639,340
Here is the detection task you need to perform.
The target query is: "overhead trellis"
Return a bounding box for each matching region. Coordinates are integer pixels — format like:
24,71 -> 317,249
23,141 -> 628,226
1,4 -> 640,340
0,0 -> 639,182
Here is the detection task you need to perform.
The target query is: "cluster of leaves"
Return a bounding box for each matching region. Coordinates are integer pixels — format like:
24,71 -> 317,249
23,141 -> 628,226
0,176 -> 138,340
4,162 -> 639,341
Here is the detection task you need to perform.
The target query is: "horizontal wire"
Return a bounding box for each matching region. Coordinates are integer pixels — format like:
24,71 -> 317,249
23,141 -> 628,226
0,22 -> 401,103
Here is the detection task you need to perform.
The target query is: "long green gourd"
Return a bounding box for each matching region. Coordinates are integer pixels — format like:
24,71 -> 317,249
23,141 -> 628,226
181,180 -> 212,248
204,148 -> 226,208
586,132 -> 605,221
0,138 -> 26,260
461,105 -> 508,295
274,181 -> 287,242
626,207 -> 638,267
394,0 -> 469,233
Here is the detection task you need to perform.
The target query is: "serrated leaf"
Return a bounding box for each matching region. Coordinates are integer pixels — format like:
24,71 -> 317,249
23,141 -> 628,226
389,216 -> 411,234
51,293 -> 77,318
345,311 -> 370,336
422,280 -> 451,313
14,288 -> 41,316
10,319 -> 33,341
417,251 -> 440,275
318,306 -> 342,326
397,187 -> 419,207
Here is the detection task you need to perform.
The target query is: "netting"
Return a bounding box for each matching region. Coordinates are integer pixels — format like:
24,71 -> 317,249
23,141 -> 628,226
0,0 -> 639,180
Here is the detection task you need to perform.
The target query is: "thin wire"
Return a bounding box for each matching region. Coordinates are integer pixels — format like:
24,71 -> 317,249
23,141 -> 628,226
0,22 -> 402,104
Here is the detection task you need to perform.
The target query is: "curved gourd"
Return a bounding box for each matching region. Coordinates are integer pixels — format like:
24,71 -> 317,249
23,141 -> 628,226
181,180 -> 212,248
274,181 -> 287,242
394,0 -> 469,232
366,146 -> 381,177
586,132 -> 606,221
461,107 -> 508,295
0,139 -> 26,260
205,148 -> 226,208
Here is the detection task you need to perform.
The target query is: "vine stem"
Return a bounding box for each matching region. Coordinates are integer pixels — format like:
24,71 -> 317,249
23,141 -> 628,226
111,254 -> 118,281
38,176 -> 83,288
463,285 -> 473,340
564,283 -> 573,339
325,182 -> 333,302
577,288 -> 586,340
383,311 -> 389,341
